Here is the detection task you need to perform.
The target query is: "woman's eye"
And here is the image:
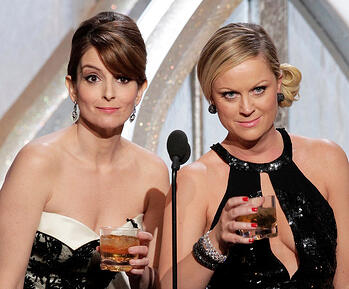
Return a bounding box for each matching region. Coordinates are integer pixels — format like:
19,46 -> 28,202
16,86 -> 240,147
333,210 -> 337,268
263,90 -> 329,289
254,86 -> 266,95
116,76 -> 130,84
85,74 -> 99,83
222,91 -> 237,99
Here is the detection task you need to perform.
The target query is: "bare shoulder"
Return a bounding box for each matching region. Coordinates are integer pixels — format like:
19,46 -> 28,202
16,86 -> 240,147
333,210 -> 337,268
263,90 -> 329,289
122,140 -> 170,201
124,139 -> 168,174
291,134 -> 348,199
172,150 -> 227,229
179,157 -> 209,182
3,129 -> 71,186
11,138 -> 58,174
0,130 -> 69,209
291,134 -> 348,167
122,140 -> 170,215
177,150 -> 220,196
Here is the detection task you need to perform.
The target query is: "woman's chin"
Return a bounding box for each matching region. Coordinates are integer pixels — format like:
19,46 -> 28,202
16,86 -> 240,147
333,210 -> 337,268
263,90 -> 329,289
78,118 -> 124,137
229,125 -> 274,144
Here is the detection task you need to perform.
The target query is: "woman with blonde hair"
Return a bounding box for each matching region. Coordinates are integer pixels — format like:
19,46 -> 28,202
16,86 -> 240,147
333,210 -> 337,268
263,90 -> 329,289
159,23 -> 349,289
0,11 -> 169,288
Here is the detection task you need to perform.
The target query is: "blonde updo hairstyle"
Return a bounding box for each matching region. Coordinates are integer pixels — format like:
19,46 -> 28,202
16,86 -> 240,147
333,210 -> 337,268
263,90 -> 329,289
197,23 -> 301,107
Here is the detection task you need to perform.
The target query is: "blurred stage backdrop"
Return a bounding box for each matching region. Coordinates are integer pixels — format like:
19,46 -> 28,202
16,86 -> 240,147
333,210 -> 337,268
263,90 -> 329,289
1,0 -> 348,186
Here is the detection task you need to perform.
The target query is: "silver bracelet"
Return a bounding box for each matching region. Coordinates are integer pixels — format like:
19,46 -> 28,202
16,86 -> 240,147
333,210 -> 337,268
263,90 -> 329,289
201,230 -> 227,263
192,230 -> 228,271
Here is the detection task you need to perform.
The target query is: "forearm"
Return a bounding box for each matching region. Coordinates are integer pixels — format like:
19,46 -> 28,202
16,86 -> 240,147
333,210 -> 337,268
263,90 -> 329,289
0,245 -> 28,289
0,282 -> 23,289
0,271 -> 24,289
161,253 -> 214,289
333,270 -> 349,289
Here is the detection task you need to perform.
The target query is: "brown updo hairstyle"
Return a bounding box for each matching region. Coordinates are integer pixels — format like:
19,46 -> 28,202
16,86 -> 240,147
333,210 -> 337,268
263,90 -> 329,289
197,23 -> 301,107
67,11 -> 146,86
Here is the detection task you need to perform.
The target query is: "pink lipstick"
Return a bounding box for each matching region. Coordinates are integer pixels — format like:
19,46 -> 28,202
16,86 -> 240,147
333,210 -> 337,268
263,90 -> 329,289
238,117 -> 261,128
96,107 -> 118,113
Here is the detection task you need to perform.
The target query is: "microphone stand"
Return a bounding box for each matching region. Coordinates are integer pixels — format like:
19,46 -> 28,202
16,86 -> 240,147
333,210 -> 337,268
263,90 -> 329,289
171,157 -> 180,289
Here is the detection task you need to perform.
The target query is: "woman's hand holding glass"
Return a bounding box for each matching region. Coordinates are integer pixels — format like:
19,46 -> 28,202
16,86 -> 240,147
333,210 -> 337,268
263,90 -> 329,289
127,231 -> 153,276
98,230 -> 153,276
211,196 -> 260,253
211,195 -> 277,253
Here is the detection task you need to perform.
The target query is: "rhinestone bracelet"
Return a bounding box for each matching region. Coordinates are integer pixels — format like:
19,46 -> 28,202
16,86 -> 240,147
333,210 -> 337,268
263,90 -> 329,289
202,230 -> 227,263
192,230 -> 228,271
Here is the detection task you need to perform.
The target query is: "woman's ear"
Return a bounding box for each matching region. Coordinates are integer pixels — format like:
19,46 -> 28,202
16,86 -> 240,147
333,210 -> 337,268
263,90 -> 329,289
135,80 -> 148,106
277,73 -> 283,93
65,75 -> 78,102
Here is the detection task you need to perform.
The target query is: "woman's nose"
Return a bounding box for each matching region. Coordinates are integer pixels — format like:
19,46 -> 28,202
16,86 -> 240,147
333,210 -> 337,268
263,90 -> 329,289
103,82 -> 116,101
239,96 -> 255,116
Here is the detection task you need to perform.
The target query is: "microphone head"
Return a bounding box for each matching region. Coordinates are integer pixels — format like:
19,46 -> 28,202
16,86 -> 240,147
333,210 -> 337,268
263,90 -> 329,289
167,130 -> 191,165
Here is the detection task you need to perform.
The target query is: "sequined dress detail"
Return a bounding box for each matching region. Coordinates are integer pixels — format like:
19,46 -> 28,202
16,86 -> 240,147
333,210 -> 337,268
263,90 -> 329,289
24,212 -> 143,289
207,128 -> 337,289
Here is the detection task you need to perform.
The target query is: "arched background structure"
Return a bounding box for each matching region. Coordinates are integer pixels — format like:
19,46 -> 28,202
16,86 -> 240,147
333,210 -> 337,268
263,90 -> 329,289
1,0 -> 348,186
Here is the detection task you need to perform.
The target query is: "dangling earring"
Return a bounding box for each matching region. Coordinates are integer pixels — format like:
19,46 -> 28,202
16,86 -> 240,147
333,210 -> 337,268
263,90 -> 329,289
72,101 -> 79,122
208,103 -> 217,114
277,93 -> 285,103
129,106 -> 136,122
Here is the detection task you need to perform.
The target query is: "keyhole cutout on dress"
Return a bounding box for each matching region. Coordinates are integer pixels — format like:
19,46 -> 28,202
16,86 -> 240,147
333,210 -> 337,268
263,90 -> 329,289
260,172 -> 299,279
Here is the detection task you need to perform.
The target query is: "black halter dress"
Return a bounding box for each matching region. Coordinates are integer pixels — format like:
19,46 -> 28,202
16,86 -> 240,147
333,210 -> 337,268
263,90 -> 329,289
207,128 -> 337,289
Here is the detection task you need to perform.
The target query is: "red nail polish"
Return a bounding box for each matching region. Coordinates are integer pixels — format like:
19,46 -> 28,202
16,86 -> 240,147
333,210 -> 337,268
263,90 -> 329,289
242,197 -> 249,202
251,223 -> 258,228
252,207 -> 258,212
249,238 -> 254,243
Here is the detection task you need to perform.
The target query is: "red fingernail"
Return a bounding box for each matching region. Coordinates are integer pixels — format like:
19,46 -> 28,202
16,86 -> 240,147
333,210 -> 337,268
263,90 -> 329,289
249,238 -> 254,243
251,223 -> 258,228
242,197 -> 249,202
252,207 -> 258,212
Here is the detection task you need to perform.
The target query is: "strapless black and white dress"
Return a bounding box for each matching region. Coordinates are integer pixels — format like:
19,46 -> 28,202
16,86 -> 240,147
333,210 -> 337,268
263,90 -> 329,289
24,212 -> 143,289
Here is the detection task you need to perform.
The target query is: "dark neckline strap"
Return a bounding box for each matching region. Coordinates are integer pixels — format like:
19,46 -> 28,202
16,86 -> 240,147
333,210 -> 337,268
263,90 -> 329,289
211,128 -> 292,173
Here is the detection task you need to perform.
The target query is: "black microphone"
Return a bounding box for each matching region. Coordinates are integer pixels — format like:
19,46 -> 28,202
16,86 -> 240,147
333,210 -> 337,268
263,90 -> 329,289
166,130 -> 191,289
167,130 -> 191,171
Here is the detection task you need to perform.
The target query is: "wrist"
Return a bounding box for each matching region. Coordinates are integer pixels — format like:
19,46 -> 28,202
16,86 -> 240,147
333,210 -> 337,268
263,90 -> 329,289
192,230 -> 228,271
127,271 -> 141,289
128,266 -> 154,289
145,266 -> 155,289
203,231 -> 228,263
209,229 -> 228,255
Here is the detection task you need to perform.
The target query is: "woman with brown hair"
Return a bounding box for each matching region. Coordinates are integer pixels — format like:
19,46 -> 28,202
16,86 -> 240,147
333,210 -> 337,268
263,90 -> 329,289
159,23 -> 349,289
0,12 -> 169,288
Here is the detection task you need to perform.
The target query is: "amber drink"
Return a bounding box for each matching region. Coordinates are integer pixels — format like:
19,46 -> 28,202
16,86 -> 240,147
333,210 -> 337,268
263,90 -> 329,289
236,196 -> 277,240
100,227 -> 139,272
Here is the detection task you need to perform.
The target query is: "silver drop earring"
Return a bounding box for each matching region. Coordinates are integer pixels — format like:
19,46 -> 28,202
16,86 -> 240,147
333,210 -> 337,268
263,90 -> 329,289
129,106 -> 136,122
72,101 -> 79,122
